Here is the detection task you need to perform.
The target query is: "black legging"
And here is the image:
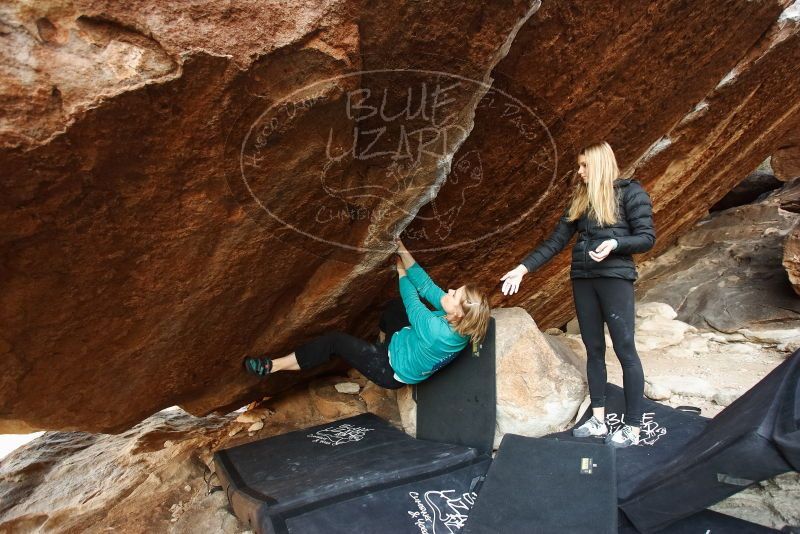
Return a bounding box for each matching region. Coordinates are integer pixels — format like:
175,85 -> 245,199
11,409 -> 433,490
572,278 -> 644,427
294,299 -> 410,389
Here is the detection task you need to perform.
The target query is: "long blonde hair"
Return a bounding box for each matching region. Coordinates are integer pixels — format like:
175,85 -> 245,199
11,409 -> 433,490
568,141 -> 620,226
453,284 -> 491,349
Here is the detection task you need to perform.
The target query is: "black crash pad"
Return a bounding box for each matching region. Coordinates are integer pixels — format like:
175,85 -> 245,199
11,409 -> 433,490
463,434 -> 617,534
286,456 -> 491,534
545,383 -> 709,500
213,413 -> 484,534
621,349 -> 800,533
416,317 -> 497,455
775,349 -> 800,470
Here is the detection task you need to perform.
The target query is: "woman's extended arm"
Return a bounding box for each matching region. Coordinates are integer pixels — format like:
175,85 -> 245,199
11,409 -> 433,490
614,182 -> 655,254
396,239 -> 445,311
501,208 -> 577,295
397,259 -> 447,342
396,238 -> 417,269
519,208 -> 578,273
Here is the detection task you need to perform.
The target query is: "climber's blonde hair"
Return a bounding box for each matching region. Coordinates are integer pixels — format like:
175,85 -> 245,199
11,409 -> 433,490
568,141 -> 620,226
453,284 -> 491,349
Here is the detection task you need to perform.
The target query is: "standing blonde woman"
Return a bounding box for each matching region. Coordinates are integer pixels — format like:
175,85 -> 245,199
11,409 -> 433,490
500,141 -> 655,448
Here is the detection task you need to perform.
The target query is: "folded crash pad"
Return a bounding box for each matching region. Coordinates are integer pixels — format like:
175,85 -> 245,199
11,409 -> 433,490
621,349 -> 800,533
213,413 -> 484,534
416,317 -> 497,455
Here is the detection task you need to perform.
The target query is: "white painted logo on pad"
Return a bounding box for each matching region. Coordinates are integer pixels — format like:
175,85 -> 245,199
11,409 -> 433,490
606,412 -> 667,446
307,423 -> 373,446
407,489 -> 477,533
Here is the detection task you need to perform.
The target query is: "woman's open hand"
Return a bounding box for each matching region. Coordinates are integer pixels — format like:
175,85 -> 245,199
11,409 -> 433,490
500,264 -> 528,295
588,239 -> 618,262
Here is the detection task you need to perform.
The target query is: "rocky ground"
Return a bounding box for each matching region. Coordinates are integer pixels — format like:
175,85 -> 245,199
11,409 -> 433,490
3,322 -> 796,532
3,322 -> 796,533
0,373 -> 401,533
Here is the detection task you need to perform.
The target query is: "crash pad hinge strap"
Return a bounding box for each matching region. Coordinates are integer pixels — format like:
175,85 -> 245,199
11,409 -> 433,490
215,449 -> 279,505
203,466 -> 223,495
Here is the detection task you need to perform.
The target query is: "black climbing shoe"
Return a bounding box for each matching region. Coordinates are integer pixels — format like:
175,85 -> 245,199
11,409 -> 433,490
244,356 -> 273,377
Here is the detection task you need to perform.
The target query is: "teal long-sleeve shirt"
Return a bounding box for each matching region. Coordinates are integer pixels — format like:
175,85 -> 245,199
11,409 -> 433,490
388,262 -> 469,384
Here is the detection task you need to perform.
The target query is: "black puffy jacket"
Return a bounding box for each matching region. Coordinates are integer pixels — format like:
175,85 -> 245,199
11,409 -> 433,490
520,179 -> 656,280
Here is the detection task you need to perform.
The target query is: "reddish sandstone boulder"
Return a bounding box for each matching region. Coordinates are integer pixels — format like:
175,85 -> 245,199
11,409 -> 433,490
773,143 -> 800,181
0,0 -> 536,432
2,0 -> 800,433
404,0 -> 800,328
785,221 -> 800,296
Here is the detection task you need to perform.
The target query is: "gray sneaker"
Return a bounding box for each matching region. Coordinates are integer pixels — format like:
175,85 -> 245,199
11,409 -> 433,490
572,416 -> 608,438
606,425 -> 640,448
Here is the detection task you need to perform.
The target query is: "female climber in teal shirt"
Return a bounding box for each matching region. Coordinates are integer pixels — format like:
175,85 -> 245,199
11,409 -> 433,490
244,239 -> 491,388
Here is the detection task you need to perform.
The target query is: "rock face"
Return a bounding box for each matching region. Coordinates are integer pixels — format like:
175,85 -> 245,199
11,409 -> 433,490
0,408 -> 240,533
565,300 -> 792,412
710,472 -> 800,529
3,1 -> 800,433
635,181 -> 800,334
634,302 -> 697,352
782,179 -> 800,213
491,308 -> 586,442
0,375 -> 400,532
710,170 -> 783,211
0,0 -> 538,432
782,181 -> 800,295
397,307 -> 587,448
402,0 -> 800,329
773,142 -> 800,181
785,221 -> 800,296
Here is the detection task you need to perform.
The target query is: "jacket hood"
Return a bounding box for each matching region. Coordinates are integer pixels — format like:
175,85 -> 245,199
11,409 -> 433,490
614,178 -> 634,188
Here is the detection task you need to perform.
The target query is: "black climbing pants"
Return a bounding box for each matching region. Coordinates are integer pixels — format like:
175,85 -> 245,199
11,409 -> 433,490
572,278 -> 644,427
294,299 -> 410,390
